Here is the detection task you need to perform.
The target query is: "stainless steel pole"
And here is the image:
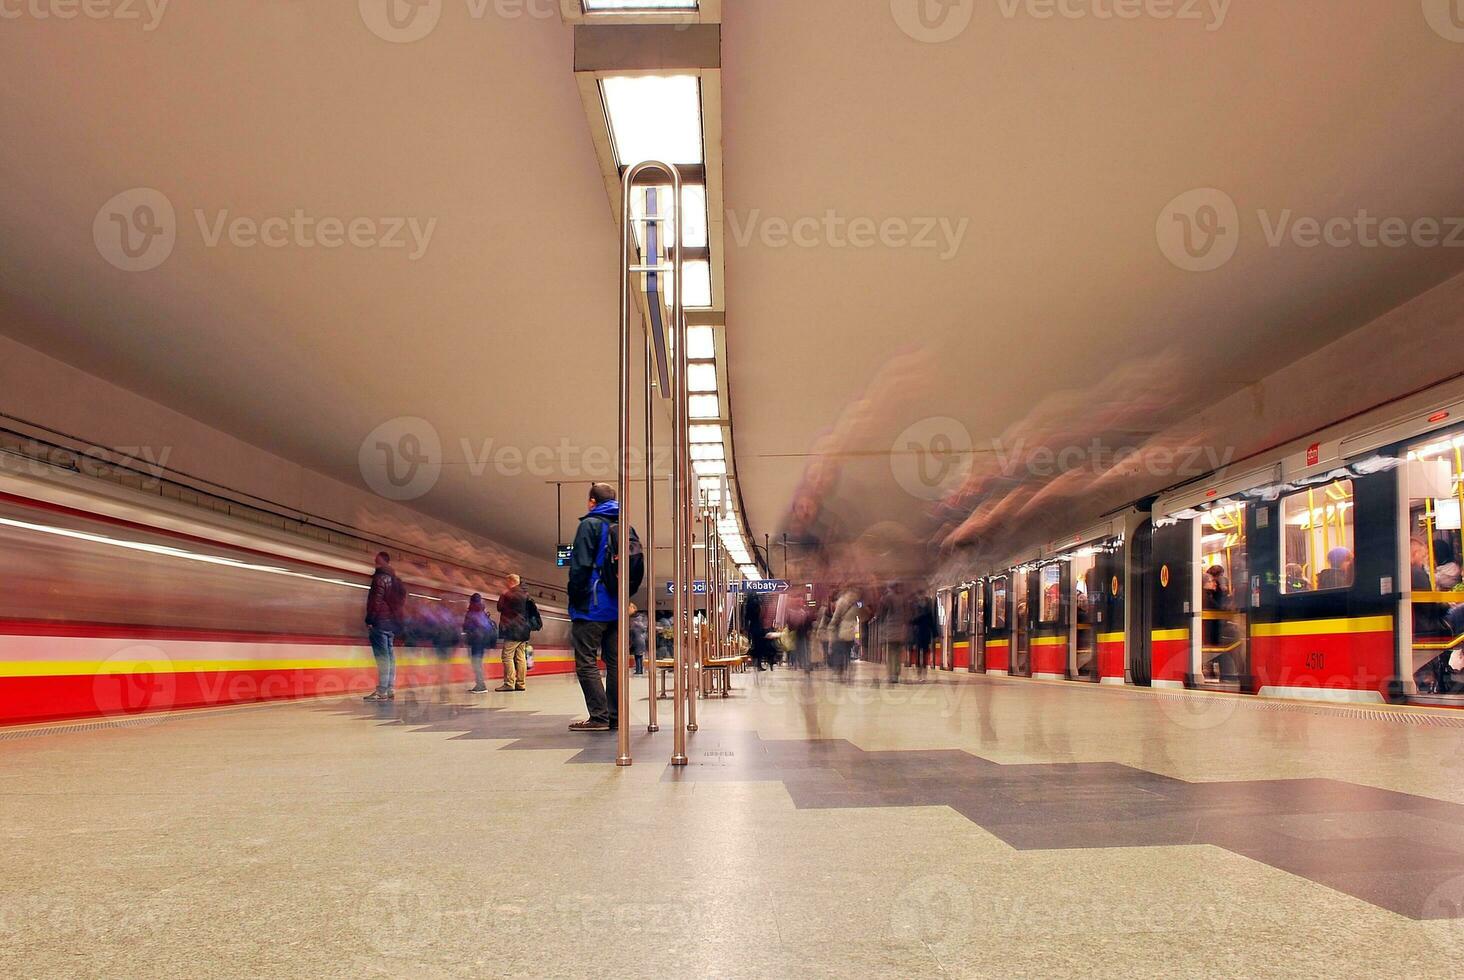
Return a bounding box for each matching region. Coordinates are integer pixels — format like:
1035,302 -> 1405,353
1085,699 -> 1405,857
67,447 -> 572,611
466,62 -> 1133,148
618,163 -> 684,767
669,172 -> 689,769
644,328 -> 658,734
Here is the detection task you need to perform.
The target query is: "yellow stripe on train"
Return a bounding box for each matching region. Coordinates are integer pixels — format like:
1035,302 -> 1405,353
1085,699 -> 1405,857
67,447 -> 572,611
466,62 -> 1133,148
1151,628 -> 1190,642
1250,616 -> 1393,638
1097,632 -> 1125,644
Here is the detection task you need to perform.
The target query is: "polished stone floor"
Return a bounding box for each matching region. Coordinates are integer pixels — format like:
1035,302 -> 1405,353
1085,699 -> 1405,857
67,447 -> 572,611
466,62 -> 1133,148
6,665 -> 1464,978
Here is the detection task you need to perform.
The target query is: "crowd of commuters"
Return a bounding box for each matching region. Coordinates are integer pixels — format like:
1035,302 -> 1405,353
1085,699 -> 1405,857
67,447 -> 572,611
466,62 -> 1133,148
361,551 -> 543,702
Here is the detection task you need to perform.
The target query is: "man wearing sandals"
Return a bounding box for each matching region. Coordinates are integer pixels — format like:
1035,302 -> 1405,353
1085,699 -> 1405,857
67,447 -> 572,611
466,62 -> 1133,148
363,551 -> 407,702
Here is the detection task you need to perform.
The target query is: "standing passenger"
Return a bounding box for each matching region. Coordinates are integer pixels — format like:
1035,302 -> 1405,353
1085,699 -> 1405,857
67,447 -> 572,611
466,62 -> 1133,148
496,574 -> 533,693
464,594 -> 497,694
629,603 -> 648,676
566,484 -> 641,731
364,551 -> 407,702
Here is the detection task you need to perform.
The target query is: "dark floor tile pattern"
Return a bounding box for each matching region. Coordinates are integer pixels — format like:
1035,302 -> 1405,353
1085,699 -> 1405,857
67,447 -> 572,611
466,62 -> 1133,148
329,697 -> 1464,919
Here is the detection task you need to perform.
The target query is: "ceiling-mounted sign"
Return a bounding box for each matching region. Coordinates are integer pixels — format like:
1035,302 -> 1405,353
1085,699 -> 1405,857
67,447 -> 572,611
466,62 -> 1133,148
739,580 -> 791,595
665,581 -> 710,596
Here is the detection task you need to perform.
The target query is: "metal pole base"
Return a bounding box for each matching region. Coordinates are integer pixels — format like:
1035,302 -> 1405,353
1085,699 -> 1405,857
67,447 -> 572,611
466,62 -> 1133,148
687,723 -> 699,732
647,724 -> 660,733
616,757 -> 632,767
671,755 -> 688,766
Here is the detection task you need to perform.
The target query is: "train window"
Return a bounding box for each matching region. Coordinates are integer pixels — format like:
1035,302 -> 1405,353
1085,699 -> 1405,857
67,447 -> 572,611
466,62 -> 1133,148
1280,480 -> 1356,594
955,589 -> 969,632
1039,565 -> 1061,623
991,577 -> 1008,629
1405,433 -> 1464,695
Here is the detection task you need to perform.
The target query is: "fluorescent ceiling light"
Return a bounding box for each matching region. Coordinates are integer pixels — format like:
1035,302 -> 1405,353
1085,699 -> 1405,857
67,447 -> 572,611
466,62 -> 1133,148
687,363 -> 718,393
689,424 -> 721,444
585,1 -> 697,9
602,75 -> 704,168
689,395 -> 719,419
694,460 -> 727,476
687,324 -> 716,360
692,444 -> 725,462
631,184 -> 708,251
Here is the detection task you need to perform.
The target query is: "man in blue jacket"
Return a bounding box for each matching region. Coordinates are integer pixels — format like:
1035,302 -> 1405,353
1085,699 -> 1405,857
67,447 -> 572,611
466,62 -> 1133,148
566,483 -> 623,731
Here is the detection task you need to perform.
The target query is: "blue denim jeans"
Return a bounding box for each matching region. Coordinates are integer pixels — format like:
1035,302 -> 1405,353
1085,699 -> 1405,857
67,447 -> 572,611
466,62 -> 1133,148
369,628 -> 396,694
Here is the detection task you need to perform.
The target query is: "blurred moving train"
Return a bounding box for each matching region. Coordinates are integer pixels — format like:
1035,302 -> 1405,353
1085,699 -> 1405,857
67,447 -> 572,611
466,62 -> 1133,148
935,374 -> 1464,709
0,454 -> 573,726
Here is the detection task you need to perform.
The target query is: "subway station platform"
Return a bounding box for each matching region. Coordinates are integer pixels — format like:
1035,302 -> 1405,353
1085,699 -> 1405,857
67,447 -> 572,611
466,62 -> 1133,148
6,667 -> 1464,978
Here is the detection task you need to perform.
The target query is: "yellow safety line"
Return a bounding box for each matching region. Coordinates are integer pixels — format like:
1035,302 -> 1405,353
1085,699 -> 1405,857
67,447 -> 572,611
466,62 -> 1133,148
1251,616 -> 1393,638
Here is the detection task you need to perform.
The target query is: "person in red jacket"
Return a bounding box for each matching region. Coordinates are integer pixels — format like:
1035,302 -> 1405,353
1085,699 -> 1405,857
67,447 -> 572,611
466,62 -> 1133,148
363,551 -> 407,701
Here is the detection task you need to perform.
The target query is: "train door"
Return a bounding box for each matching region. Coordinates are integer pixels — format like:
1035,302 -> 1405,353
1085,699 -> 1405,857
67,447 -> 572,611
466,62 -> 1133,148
1150,520 -> 1192,688
987,576 -> 1011,674
1097,542 -> 1127,683
971,581 -> 985,672
1403,429 -> 1464,702
1071,551 -> 1099,681
1197,501 -> 1252,691
1129,520 -> 1153,686
1012,570 -> 1033,677
1032,563 -> 1067,679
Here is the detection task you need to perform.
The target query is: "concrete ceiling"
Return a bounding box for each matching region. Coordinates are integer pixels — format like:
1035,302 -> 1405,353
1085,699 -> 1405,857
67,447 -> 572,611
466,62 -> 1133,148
721,0 -> 1464,575
2,2 -> 1463,579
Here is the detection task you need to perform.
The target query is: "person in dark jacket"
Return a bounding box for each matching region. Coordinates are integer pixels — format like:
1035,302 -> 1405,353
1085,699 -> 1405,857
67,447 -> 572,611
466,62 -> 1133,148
464,594 -> 495,694
363,551 -> 407,702
911,591 -> 938,679
567,484 -> 623,731
496,573 -> 532,692
744,590 -> 777,672
628,603 -> 648,676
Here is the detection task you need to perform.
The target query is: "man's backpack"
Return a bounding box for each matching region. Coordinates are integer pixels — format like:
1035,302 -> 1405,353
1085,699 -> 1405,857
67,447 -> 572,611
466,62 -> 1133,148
598,521 -> 646,599
524,598 -> 543,633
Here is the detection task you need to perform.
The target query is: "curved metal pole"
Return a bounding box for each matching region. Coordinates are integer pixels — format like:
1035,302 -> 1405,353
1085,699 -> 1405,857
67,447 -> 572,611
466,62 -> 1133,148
618,161 -> 684,768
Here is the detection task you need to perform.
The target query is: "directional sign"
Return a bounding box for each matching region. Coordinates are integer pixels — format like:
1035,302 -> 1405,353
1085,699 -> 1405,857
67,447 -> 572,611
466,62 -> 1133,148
737,580 -> 791,595
664,581 -> 710,596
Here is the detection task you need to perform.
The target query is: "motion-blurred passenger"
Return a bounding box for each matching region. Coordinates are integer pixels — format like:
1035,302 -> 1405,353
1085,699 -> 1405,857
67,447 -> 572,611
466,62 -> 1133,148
629,603 -> 648,676
744,589 -> 777,672
1317,547 -> 1354,590
1434,538 -> 1461,590
464,594 -> 498,694
830,587 -> 860,680
881,582 -> 912,685
566,484 -> 642,731
911,590 -> 937,679
497,573 -> 534,693
363,551 -> 407,702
